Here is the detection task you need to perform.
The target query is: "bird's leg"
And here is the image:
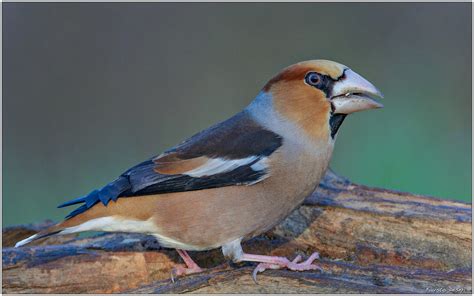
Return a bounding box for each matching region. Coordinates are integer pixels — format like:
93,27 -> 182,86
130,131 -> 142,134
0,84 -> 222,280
239,252 -> 322,282
222,238 -> 322,283
171,249 -> 204,282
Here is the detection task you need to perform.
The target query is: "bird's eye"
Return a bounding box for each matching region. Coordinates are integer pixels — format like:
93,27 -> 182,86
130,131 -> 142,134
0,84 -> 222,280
305,72 -> 322,87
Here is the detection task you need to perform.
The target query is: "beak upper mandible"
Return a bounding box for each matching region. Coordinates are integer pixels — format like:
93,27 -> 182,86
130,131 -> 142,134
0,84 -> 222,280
330,69 -> 384,114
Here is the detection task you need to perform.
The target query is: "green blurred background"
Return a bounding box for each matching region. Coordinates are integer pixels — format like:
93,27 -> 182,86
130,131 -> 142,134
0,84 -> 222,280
3,3 -> 471,226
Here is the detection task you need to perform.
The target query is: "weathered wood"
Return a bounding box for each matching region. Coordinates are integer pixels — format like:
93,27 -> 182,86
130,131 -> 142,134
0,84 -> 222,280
2,170 -> 472,293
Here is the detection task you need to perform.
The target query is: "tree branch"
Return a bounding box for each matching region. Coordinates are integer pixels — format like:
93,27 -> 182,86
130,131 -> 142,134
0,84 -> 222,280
2,170 -> 471,293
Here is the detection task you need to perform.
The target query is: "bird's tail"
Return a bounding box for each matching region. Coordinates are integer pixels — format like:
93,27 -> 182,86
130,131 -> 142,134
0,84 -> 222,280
15,176 -> 132,248
14,225 -> 64,247
14,207 -> 112,248
14,216 -> 82,247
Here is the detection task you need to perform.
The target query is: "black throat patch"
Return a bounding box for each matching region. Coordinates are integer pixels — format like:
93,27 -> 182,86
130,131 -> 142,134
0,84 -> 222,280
329,113 -> 347,139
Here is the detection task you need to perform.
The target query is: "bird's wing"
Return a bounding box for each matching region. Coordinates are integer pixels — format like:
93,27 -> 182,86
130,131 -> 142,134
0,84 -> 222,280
123,110 -> 283,195
58,111 -> 283,218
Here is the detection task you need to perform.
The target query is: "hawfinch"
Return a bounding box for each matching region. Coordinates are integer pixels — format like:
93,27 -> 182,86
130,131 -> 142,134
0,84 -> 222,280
15,60 -> 383,281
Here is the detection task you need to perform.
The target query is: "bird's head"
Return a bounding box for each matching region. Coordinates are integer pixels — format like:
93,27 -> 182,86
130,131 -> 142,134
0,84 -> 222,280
261,60 -> 383,140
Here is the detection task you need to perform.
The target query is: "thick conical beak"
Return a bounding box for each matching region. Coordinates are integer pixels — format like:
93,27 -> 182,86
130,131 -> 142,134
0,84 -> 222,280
330,69 -> 384,114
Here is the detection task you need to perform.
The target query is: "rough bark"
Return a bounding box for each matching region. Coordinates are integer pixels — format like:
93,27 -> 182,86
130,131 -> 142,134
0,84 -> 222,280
2,170 -> 472,294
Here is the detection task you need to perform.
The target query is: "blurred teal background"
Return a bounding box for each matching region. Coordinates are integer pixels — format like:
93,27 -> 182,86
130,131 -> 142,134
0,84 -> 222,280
3,3 -> 471,226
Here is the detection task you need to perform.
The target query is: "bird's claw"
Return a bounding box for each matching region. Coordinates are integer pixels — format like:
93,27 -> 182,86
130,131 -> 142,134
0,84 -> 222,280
170,264 -> 204,283
252,252 -> 322,283
252,263 -> 281,283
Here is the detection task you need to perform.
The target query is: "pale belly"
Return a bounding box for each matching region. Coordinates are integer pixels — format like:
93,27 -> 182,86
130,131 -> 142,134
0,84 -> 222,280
147,147 -> 333,250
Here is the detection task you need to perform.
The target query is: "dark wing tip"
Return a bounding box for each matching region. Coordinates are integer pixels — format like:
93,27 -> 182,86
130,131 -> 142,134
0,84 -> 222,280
65,204 -> 89,219
59,177 -> 130,219
57,196 -> 86,208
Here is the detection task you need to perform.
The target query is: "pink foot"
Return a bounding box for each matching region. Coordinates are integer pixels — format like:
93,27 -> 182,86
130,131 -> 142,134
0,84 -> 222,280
243,252 -> 322,283
171,249 -> 205,282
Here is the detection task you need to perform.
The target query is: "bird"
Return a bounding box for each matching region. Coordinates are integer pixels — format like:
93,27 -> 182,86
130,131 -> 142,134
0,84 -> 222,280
15,59 -> 383,281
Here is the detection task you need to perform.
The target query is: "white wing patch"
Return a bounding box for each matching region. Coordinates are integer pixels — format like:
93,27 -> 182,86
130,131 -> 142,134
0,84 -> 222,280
250,157 -> 268,172
185,156 -> 268,178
